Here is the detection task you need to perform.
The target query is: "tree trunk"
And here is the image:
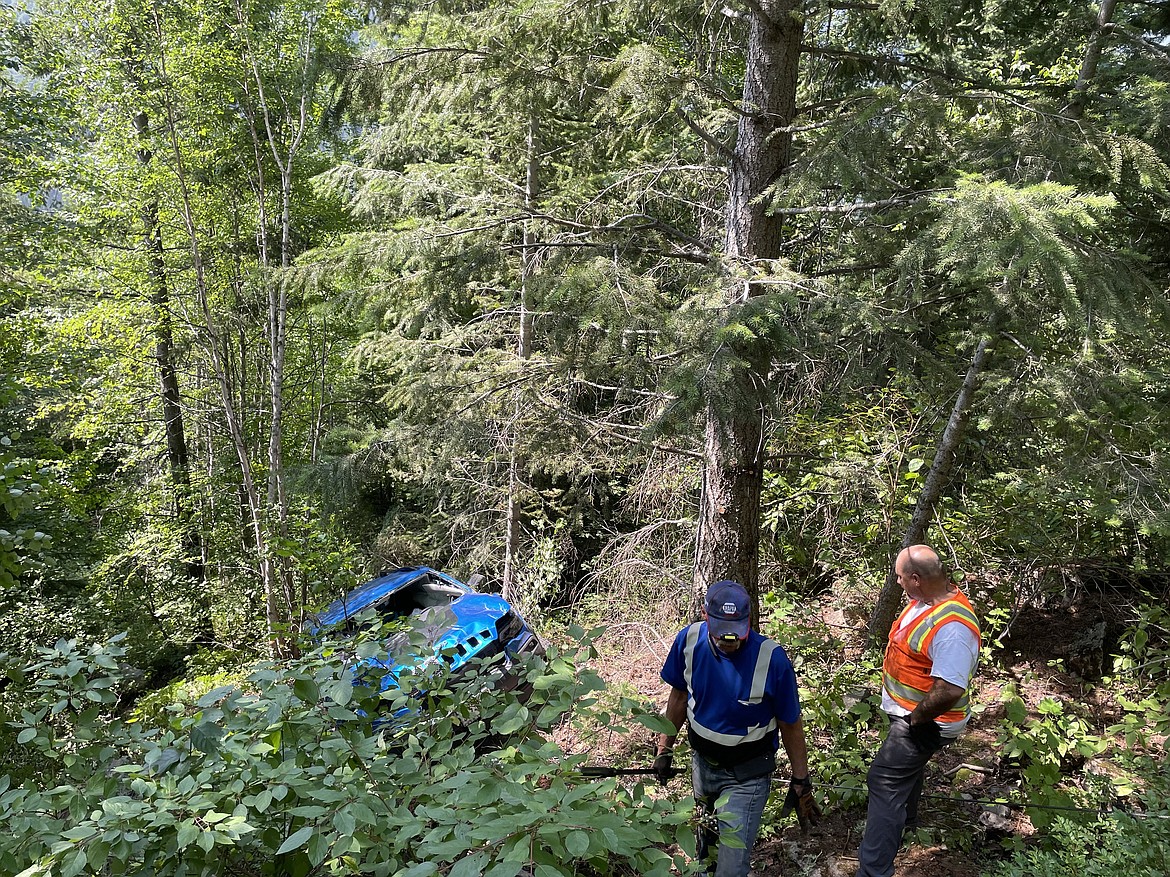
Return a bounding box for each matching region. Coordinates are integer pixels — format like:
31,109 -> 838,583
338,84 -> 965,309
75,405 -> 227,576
1067,0 -> 1118,120
867,326 -> 997,641
236,3 -> 315,641
267,167 -> 294,629
132,109 -> 211,642
693,0 -> 803,623
503,112 -> 540,604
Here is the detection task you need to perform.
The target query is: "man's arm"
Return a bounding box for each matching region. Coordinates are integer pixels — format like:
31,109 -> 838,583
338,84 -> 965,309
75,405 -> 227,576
909,678 -> 964,726
777,717 -> 810,778
657,685 -> 687,754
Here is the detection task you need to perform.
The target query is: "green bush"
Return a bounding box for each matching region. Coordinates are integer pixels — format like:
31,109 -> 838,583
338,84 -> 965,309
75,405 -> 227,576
1,627 -> 696,877
760,591 -> 882,808
995,685 -> 1108,828
983,804 -> 1170,876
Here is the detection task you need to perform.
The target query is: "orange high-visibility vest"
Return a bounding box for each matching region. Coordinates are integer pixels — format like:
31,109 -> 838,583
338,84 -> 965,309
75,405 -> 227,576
882,590 -> 981,723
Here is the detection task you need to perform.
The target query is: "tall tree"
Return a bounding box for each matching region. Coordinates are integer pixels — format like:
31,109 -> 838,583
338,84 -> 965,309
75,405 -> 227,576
693,0 -> 803,616
316,0 -> 712,595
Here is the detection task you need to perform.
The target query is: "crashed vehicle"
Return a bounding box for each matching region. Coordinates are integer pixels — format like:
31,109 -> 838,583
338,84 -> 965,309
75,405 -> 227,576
311,566 -> 543,705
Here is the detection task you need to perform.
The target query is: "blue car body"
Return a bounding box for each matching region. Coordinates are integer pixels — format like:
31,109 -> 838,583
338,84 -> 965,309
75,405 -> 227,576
312,567 -> 542,696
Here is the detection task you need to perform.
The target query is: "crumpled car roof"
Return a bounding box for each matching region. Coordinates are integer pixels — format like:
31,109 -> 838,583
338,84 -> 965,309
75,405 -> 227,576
312,567 -> 457,629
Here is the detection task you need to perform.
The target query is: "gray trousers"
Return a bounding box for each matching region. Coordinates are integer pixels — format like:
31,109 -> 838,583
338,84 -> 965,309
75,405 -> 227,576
856,715 -> 949,877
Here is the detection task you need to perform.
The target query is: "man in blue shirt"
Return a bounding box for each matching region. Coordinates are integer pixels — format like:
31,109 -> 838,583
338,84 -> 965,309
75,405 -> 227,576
655,580 -> 819,877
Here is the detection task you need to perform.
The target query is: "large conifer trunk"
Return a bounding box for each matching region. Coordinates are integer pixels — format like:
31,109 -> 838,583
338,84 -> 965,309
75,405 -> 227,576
725,2 -> 802,264
693,0 -> 802,618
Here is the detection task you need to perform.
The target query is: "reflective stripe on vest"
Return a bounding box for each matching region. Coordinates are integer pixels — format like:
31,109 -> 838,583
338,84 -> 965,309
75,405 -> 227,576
681,623 -> 779,747
882,591 -> 980,723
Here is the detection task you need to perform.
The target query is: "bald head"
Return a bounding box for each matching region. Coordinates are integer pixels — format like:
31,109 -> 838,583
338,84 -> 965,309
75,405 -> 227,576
895,544 -> 952,603
899,545 -> 944,580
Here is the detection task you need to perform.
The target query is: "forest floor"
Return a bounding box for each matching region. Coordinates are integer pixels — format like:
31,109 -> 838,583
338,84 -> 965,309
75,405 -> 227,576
551,583 -> 1152,877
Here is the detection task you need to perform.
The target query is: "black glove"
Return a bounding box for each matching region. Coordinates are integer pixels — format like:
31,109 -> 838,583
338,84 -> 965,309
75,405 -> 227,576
907,717 -> 942,752
781,776 -> 822,830
653,749 -> 675,785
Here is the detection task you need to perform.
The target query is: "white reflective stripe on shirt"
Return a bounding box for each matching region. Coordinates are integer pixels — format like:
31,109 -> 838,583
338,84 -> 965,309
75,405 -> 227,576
749,640 -> 778,701
691,717 -> 779,746
684,625 -> 779,746
681,622 -> 703,689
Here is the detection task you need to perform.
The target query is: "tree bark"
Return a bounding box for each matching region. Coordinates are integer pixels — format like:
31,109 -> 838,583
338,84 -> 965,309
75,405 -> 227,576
693,0 -> 803,622
867,325 -> 997,641
1067,0 -> 1118,120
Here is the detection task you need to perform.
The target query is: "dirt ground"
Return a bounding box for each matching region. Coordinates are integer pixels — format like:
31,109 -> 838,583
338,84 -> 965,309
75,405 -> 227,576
551,592 -> 1144,877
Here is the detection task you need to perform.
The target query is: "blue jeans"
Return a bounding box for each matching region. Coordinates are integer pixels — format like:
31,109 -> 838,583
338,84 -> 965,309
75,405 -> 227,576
856,715 -> 949,877
692,754 -> 772,877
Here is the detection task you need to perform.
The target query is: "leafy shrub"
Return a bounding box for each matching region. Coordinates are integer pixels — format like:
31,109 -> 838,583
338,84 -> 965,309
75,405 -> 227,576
760,591 -> 882,808
983,804 -> 1170,876
1107,603 -> 1170,747
0,627 -> 696,877
995,685 -> 1108,828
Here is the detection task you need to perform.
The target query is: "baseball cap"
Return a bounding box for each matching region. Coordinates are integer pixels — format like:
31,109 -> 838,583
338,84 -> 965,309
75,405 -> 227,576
705,580 -> 751,640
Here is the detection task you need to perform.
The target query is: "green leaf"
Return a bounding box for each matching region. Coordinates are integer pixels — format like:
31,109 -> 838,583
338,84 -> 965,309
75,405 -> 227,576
191,722 -> 224,754
333,809 -> 355,837
328,679 -> 353,706
16,727 -> 36,744
565,830 -> 590,857
277,825 -> 315,855
61,849 -> 87,877
449,852 -> 487,877
293,678 -> 319,703
395,864 -> 439,877
484,861 -> 524,877
633,713 -> 678,734
85,838 -> 110,870
177,822 -> 200,850
308,831 -> 330,866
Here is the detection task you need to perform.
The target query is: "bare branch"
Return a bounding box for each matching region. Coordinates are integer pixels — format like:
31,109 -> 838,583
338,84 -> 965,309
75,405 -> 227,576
674,107 -> 735,160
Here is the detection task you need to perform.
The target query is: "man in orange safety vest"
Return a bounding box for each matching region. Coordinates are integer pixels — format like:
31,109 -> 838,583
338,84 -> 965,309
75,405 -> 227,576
856,545 -> 981,877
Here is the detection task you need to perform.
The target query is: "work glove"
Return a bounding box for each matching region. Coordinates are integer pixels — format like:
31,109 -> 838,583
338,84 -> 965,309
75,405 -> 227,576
781,776 -> 822,830
907,717 -> 942,752
653,748 -> 675,786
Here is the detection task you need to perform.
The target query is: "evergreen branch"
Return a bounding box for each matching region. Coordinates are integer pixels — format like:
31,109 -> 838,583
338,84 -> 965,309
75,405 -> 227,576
735,0 -> 781,30
806,262 -> 884,277
356,47 -> 491,68
357,45 -> 581,89
768,191 -> 938,216
529,208 -> 707,252
565,377 -> 671,400
800,44 -> 1045,92
1107,24 -> 1170,67
532,395 -> 704,460
674,107 -> 734,161
500,240 -> 712,265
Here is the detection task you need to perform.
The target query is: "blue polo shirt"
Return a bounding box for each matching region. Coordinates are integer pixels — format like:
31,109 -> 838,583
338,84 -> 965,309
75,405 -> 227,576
661,622 -> 801,763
